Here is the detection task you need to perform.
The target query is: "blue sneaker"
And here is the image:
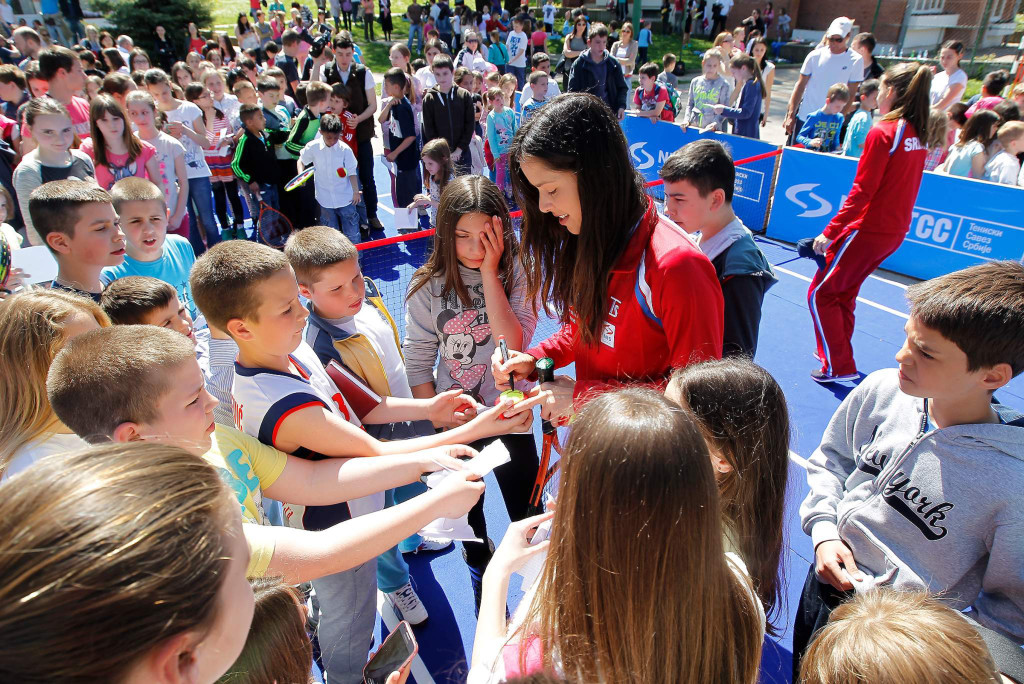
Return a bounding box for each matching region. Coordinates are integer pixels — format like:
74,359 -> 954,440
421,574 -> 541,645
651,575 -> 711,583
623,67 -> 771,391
810,369 -> 860,384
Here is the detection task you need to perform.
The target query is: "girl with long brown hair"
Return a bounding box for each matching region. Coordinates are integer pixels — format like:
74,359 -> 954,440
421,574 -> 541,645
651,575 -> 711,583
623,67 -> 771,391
80,94 -> 164,191
470,388 -> 764,683
409,137 -> 454,228
220,578 -> 313,684
666,358 -> 790,635
807,62 -> 934,383
495,93 -> 723,425
404,174 -> 540,611
0,290 -> 109,479
0,442 -> 255,684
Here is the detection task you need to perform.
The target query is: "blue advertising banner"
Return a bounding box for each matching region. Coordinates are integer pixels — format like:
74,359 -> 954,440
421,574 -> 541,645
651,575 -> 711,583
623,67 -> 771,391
766,147 -> 1024,281
620,117 -> 779,231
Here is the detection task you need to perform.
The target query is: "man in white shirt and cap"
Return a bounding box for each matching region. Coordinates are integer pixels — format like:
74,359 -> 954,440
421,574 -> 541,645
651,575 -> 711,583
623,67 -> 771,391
783,16 -> 864,145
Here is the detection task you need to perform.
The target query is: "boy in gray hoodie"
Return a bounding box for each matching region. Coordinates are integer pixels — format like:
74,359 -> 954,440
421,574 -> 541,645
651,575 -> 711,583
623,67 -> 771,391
794,260 -> 1024,676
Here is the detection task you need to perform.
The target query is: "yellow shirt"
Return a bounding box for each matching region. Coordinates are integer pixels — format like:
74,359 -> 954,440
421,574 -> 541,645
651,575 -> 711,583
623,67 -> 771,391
203,424 -> 288,577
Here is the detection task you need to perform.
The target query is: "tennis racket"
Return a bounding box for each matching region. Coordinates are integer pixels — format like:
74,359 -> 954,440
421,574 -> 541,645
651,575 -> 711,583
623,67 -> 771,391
284,166 -> 315,192
256,201 -> 294,249
528,357 -> 559,516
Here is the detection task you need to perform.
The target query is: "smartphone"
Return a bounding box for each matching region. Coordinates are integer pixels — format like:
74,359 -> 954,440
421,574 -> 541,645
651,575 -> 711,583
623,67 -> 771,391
363,621 -> 417,684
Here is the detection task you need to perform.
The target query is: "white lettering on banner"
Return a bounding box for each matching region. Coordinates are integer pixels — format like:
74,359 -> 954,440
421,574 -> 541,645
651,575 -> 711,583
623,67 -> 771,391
904,208 -> 1023,260
735,167 -> 766,202
911,211 -> 953,245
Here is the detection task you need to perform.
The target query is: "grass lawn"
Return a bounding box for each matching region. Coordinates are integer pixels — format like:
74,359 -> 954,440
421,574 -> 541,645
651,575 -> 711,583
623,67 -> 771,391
207,0 -> 708,76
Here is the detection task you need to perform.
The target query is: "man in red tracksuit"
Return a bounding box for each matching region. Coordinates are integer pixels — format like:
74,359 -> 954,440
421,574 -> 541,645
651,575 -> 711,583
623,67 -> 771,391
808,116 -> 927,382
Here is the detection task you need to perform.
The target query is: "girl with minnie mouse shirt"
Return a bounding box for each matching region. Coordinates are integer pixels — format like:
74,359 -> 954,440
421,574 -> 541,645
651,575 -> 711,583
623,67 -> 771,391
403,174 -> 540,604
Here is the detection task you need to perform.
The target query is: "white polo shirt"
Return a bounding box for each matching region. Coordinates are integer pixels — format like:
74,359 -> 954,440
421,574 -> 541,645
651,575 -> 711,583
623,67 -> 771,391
298,137 -> 359,209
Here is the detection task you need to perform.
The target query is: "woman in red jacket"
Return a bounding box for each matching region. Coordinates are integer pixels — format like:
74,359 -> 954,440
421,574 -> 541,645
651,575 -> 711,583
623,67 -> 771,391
808,63 -> 934,383
494,93 -> 725,424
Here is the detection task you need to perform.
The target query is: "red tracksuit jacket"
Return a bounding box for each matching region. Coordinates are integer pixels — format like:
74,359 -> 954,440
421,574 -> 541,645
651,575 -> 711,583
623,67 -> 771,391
823,118 -> 927,239
526,200 -> 724,402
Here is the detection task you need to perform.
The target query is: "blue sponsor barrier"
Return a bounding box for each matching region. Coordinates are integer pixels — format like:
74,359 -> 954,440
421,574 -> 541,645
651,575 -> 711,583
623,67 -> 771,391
766,147 -> 1024,281
620,116 -> 780,231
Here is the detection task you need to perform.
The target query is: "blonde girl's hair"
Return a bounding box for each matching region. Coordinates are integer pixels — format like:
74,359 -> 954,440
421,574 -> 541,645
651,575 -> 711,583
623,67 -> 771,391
619,21 -> 634,41
713,31 -> 733,48
221,578 -> 314,684
407,174 -> 519,308
390,43 -> 418,105
926,106 -> 949,149
0,290 -> 110,471
89,94 -> 143,170
799,590 -> 1003,684
420,137 -> 452,193
880,62 -> 934,144
517,388 -> 763,683
702,48 -> 722,68
0,442 -> 237,684
0,184 -> 14,220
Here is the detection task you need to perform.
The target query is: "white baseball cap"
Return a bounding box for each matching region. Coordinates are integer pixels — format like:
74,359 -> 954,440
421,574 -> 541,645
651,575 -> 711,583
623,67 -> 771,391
826,17 -> 853,39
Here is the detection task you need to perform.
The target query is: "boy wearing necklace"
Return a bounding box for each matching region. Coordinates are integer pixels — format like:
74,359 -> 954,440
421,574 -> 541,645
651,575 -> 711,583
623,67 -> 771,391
30,180 -> 125,302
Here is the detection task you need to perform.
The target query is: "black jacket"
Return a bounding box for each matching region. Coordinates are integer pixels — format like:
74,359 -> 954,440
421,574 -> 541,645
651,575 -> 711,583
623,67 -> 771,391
421,85 -> 475,155
231,129 -> 280,185
567,48 -> 628,113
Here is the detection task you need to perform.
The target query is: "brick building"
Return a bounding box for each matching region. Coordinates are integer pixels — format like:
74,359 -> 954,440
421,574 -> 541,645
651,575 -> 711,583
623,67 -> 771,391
710,0 -> 1018,49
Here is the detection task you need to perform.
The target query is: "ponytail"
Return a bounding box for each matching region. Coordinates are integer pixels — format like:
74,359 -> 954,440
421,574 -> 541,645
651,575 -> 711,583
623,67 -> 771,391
881,62 -> 933,143
730,53 -> 765,98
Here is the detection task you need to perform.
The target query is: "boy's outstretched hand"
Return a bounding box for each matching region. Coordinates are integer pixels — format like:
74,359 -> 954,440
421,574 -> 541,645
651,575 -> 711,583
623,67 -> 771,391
426,388 -> 483,427
468,397 -> 535,438
413,443 -> 480,471
815,539 -> 864,591
431,469 -> 486,519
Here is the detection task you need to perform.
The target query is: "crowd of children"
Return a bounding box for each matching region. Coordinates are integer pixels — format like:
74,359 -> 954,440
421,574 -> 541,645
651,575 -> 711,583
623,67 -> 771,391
1,8 -> 1024,684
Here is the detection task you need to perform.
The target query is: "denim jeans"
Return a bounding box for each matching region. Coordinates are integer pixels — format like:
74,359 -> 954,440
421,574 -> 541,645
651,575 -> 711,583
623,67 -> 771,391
355,140 -> 378,222
186,175 -> 221,256
408,23 -> 423,53
320,203 -> 360,243
376,488 -> 412,593
259,182 -> 280,210
508,64 -> 526,90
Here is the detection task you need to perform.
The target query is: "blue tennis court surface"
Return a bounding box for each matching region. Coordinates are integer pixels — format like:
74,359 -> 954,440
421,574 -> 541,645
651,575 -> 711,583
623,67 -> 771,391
353,159 -> 1024,684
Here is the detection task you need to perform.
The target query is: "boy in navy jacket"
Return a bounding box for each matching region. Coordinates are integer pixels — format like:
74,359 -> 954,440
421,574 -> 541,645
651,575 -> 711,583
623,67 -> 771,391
659,139 -> 776,358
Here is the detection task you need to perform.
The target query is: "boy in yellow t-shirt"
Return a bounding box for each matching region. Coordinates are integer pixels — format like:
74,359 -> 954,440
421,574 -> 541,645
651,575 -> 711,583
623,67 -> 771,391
46,324 -> 485,581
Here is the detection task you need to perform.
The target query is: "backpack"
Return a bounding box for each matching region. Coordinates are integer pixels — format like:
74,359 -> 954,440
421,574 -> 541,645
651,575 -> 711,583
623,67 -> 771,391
652,81 -> 680,119
655,81 -> 679,119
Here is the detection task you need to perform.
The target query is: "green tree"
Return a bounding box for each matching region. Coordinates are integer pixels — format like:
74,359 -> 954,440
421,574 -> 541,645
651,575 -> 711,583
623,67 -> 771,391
90,0 -> 213,57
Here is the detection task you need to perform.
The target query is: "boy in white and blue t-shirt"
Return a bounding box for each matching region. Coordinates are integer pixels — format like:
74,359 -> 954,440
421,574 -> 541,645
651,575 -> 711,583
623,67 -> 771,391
100,177 -> 198,317
542,0 -> 556,33
194,240 -> 533,684
797,83 -> 850,154
505,14 -> 529,90
289,225 -> 453,625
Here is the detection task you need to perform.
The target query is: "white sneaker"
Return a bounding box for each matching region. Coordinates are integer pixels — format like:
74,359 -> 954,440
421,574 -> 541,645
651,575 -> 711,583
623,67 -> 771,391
387,581 -> 428,625
411,535 -> 453,553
